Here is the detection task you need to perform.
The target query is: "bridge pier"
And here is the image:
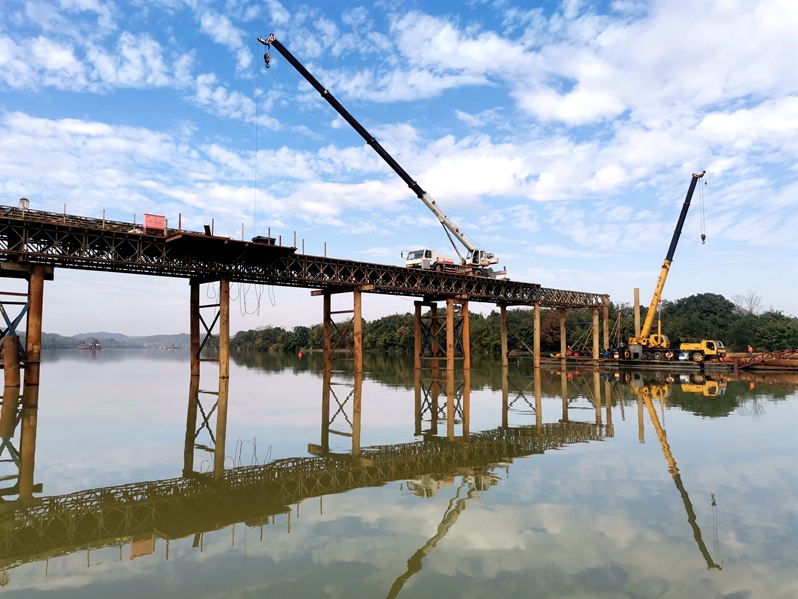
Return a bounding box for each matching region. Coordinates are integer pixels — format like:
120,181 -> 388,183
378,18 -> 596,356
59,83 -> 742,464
416,299 -> 470,372
603,295 -> 610,351
189,277 -> 230,378
560,309 -> 567,366
317,286 -> 371,374
500,305 -> 508,368
313,371 -> 364,459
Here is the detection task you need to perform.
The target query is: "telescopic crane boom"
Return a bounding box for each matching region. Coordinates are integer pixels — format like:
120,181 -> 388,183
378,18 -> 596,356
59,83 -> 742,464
631,171 -> 705,349
257,34 -> 500,273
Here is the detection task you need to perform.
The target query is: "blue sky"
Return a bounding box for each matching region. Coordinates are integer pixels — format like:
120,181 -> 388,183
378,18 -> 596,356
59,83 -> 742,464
1,0 -> 796,335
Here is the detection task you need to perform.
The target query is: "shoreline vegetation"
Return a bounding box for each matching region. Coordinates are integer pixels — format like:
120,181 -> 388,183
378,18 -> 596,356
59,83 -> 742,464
228,293 -> 797,355
38,293 -> 797,354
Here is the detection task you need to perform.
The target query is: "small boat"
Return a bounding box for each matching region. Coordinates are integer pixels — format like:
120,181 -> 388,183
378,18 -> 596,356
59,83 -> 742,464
77,339 -> 102,351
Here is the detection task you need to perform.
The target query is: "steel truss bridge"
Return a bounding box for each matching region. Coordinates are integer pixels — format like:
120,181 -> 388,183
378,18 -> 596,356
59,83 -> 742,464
0,206 -> 604,307
0,421 -> 607,570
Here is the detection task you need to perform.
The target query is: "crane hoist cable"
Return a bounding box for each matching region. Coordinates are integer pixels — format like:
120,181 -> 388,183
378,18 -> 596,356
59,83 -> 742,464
699,175 -> 707,244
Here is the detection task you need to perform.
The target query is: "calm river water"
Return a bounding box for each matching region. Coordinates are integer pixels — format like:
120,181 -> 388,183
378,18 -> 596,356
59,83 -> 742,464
0,350 -> 795,598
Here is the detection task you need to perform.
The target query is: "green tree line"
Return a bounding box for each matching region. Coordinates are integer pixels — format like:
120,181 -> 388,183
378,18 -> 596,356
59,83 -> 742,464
230,292 -> 798,355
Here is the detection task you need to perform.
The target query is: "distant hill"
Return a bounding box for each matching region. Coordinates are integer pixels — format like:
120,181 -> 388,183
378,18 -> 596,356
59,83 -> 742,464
38,333 -> 190,350
74,332 -> 130,340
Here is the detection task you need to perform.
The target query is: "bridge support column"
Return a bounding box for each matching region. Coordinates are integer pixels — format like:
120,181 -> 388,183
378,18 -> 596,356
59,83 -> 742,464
219,278 -> 230,379
323,293 -> 332,372
446,369 -> 455,440
321,371 -> 331,452
19,383 -> 39,502
353,288 -> 362,374
190,282 -> 200,376
462,301 -> 470,371
414,303 -> 422,370
602,295 -> 610,351
638,394 -> 645,444
534,370 -> 542,432
4,335 -> 20,388
634,287 -> 641,338
183,375 -> 199,476
593,308 -> 600,365
213,378 -> 229,479
414,369 -> 422,436
430,304 -> 439,373
352,373 -> 362,456
594,371 -> 602,425
560,309 -> 567,365
501,367 -> 509,428
446,299 -> 455,372
533,302 -> 541,369
24,266 -> 45,386
500,305 -> 508,368
462,369 -> 470,438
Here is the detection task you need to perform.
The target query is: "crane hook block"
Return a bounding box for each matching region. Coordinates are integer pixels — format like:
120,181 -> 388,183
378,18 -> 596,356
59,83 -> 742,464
701,233 -> 706,244
263,53 -> 271,68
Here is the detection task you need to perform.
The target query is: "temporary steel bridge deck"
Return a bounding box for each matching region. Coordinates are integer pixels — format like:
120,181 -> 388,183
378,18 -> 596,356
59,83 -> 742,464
0,206 -> 603,308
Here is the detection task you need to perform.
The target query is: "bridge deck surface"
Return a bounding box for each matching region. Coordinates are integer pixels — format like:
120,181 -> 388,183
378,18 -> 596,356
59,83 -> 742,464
0,206 -> 605,308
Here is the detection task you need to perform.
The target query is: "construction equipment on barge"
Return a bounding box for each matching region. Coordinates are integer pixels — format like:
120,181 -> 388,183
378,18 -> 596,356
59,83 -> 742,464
626,171 -> 726,363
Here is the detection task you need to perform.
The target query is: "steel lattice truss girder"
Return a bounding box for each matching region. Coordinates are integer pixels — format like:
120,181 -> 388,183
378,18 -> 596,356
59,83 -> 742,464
0,207 -> 605,308
0,422 -> 607,567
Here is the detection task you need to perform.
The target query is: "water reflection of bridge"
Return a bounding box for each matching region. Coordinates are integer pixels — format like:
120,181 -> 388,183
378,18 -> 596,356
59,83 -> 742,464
0,371 -> 609,572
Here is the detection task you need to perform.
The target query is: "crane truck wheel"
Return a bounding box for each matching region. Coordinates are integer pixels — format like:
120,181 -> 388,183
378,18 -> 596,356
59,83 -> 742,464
653,351 -> 663,360
434,264 -> 443,272
691,352 -> 704,362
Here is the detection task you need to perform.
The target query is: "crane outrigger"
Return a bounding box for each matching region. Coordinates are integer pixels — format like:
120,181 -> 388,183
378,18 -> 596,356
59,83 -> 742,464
257,34 -> 503,277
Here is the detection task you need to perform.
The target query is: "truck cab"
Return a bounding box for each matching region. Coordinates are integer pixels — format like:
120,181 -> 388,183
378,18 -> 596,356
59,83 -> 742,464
678,339 -> 727,362
404,249 -> 454,271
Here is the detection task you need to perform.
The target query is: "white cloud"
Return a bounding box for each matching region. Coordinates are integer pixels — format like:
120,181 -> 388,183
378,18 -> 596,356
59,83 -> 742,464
198,11 -> 252,73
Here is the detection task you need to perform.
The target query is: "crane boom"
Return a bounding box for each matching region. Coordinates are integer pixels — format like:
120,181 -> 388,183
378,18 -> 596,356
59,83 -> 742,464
257,34 -> 483,256
635,171 -> 705,345
642,394 -> 721,570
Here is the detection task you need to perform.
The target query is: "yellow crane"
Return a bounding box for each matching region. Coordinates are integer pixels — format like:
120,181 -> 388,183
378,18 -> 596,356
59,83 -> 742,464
629,171 -> 705,360
642,395 -> 722,570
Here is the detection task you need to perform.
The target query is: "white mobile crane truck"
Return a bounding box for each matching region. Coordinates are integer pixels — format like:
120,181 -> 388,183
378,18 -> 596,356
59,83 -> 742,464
258,34 -> 505,278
